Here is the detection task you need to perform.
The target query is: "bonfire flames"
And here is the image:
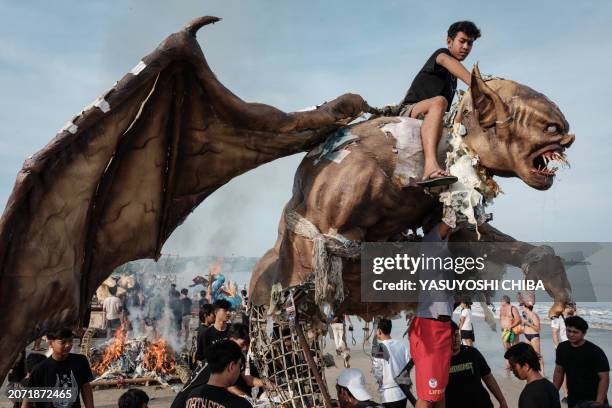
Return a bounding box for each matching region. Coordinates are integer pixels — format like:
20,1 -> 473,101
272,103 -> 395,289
91,325 -> 176,381
143,339 -> 176,374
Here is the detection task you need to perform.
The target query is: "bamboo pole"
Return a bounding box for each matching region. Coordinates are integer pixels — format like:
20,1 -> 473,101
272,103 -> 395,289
92,377 -> 156,387
294,322 -> 333,408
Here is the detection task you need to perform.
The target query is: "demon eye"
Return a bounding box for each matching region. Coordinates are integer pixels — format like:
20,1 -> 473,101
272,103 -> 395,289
545,124 -> 560,134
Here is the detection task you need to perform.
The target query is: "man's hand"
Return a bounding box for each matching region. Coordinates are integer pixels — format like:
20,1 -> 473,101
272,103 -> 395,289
255,378 -> 275,390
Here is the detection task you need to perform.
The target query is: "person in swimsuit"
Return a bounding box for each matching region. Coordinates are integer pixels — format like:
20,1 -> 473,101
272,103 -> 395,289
522,303 -> 543,375
458,301 -> 474,346
499,295 -> 522,369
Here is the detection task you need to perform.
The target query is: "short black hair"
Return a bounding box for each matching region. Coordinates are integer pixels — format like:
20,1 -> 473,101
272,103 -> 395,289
228,323 -> 250,343
504,342 -> 540,372
118,388 -> 149,408
378,319 -> 392,335
199,304 -> 214,322
207,340 -> 243,373
565,316 -> 588,333
450,320 -> 459,333
214,299 -> 232,312
181,288 -> 188,295
46,328 -> 74,340
448,21 -> 481,40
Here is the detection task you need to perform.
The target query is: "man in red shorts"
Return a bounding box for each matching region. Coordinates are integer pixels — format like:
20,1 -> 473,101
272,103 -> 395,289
409,221 -> 455,407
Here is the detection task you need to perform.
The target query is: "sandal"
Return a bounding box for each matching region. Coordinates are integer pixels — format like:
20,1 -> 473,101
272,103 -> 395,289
417,170 -> 457,188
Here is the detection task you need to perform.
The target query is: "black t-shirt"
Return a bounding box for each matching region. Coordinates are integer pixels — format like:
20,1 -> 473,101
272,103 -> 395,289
518,378 -> 560,408
170,297 -> 183,318
194,324 -> 210,362
197,325 -> 228,361
198,298 -> 208,310
185,384 -> 252,408
402,48 -> 457,110
446,346 -> 493,408
181,297 -> 193,316
171,364 -> 211,408
26,354 -> 94,408
556,340 -> 610,405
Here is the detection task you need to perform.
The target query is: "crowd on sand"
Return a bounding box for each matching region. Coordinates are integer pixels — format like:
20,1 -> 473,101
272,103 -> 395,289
4,18 -> 611,408
4,281 -> 610,408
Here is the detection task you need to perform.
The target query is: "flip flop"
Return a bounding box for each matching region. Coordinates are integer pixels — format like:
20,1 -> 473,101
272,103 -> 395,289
417,171 -> 458,188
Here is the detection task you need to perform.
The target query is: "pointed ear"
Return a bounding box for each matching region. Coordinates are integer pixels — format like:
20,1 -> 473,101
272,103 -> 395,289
470,64 -> 510,130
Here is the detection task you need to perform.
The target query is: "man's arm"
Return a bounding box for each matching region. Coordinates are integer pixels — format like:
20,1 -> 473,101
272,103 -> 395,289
553,364 -> 565,389
436,53 -> 471,86
227,385 -> 248,397
596,371 -> 609,403
551,326 -> 560,347
241,373 -> 274,390
482,374 -> 508,408
531,313 -> 540,332
81,382 -> 94,408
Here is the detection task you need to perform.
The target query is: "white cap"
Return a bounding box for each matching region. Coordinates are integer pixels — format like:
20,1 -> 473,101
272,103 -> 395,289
336,368 -> 372,401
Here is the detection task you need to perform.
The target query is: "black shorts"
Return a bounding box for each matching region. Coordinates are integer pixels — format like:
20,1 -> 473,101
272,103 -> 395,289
460,329 -> 475,341
108,318 -> 121,329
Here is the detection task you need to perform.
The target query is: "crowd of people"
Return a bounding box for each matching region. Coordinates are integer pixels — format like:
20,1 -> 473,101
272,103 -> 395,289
4,281 -> 611,408
3,18 -> 611,408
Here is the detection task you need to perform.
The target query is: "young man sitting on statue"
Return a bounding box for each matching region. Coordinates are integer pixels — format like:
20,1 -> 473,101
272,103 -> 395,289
392,20 -> 481,187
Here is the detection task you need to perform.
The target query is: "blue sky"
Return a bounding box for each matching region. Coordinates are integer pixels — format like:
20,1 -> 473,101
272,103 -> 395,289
1,1 -> 611,257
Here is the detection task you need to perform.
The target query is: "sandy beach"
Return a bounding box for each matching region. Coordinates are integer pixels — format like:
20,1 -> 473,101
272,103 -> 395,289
2,312 -> 611,407
323,313 -> 612,408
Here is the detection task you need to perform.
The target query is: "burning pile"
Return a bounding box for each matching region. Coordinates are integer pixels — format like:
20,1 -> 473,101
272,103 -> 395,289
90,325 -> 178,383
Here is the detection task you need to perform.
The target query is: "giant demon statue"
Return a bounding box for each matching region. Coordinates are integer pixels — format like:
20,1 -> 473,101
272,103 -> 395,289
0,17 -> 574,379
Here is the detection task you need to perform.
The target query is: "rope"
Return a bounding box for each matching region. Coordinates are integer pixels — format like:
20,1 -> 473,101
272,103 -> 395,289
284,209 -> 361,305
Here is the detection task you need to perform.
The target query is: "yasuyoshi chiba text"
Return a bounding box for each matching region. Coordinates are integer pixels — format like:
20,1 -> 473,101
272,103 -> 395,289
372,279 -> 546,291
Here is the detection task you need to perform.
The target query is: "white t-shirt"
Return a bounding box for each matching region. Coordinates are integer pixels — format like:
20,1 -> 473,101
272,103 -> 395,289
460,308 -> 473,331
103,296 -> 122,320
551,316 -> 567,342
374,339 -> 410,403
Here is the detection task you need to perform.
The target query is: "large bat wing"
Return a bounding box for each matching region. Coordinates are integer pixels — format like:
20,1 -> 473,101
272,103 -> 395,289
0,16 -> 368,376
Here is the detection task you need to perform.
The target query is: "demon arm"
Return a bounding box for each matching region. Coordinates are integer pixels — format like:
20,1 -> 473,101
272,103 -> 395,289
451,223 -> 572,316
0,16 -> 369,378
